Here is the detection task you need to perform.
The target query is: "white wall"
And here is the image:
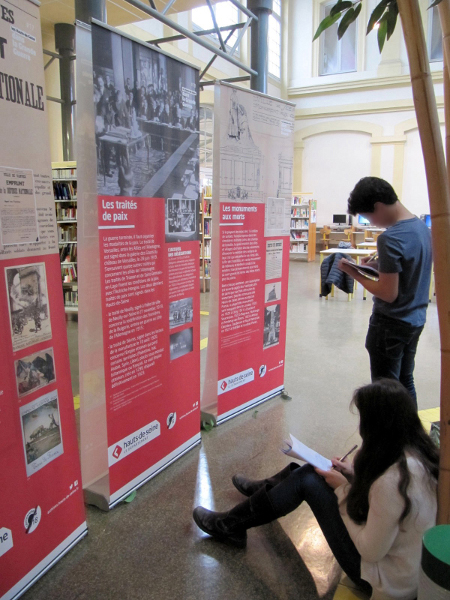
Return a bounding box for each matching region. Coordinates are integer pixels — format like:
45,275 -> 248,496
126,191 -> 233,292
301,131 -> 372,225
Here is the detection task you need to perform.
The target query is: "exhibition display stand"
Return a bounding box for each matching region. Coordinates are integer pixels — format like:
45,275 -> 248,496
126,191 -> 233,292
76,21 -> 201,509
201,83 -> 295,423
0,2 -> 87,598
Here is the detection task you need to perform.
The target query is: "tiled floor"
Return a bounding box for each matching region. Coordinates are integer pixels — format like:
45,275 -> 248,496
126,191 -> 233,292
28,260 -> 440,600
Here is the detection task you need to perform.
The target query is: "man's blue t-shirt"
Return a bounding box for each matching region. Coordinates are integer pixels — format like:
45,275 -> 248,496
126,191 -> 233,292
374,217 -> 432,327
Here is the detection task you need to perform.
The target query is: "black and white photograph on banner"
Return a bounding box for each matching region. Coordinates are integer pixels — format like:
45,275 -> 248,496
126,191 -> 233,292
92,24 -> 200,220
165,198 -> 197,242
5,263 -> 52,352
169,327 -> 193,360
169,297 -> 193,329
15,347 -> 56,398
263,304 -> 281,349
20,390 -> 64,477
265,282 -> 281,303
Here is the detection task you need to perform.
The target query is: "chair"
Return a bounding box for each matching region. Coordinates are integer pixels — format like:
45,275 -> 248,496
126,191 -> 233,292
321,225 -> 331,250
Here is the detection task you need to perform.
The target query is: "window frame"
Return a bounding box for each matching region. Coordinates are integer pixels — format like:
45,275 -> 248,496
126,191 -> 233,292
318,0 -> 358,76
191,1 -> 240,56
268,0 -> 282,80
428,5 -> 443,63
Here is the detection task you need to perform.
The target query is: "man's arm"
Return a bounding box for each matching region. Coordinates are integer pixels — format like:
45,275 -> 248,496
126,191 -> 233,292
338,258 -> 399,303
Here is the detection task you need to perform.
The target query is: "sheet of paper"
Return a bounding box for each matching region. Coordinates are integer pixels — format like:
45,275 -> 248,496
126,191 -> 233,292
283,434 -> 332,471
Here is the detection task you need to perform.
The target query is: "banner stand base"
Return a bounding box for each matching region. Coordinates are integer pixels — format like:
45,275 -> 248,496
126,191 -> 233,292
84,434 -> 201,511
201,410 -> 217,429
217,387 -> 284,425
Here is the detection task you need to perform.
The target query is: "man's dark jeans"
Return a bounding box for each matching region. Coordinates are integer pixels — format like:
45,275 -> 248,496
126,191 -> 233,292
267,464 -> 372,596
365,313 -> 424,407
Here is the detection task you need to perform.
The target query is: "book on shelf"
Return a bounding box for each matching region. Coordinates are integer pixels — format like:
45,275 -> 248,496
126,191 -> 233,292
56,206 -> 77,220
59,243 -> 77,262
204,239 -> 211,258
282,434 -> 332,471
64,286 -> 78,307
204,219 -> 211,236
57,224 -> 77,242
53,167 -> 76,179
61,263 -> 77,283
53,180 -> 77,201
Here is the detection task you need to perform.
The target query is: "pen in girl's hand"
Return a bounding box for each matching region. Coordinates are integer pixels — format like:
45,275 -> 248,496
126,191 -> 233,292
332,445 -> 358,470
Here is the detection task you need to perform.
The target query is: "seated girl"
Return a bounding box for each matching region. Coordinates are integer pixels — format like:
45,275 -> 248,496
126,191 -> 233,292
193,379 -> 439,600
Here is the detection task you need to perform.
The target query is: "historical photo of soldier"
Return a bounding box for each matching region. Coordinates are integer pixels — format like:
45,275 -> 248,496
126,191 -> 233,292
263,304 -> 281,349
5,263 -> 51,352
15,348 -> 56,398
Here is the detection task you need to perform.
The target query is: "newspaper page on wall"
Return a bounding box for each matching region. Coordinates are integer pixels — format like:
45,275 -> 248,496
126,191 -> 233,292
78,21 -> 201,510
202,83 -> 294,423
0,3 -> 87,599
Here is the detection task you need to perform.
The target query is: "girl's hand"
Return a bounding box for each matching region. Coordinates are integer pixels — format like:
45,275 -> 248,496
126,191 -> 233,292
315,467 -> 348,490
331,457 -> 354,479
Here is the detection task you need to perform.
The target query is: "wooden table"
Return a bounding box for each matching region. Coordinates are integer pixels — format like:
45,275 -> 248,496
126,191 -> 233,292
320,248 -> 373,300
357,242 -> 377,249
99,132 -> 149,184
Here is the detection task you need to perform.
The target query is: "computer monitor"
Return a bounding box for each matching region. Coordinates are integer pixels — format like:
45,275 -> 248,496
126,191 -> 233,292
333,214 -> 347,225
358,215 -> 370,225
421,214 -> 431,228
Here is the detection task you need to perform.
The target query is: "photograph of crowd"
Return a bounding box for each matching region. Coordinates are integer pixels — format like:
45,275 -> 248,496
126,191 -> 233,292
165,198 -> 197,242
92,24 -> 200,227
263,304 -> 281,349
169,297 -> 193,329
170,327 -> 193,360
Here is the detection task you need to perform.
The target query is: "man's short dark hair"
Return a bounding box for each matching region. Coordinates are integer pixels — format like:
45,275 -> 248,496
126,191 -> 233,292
347,177 -> 398,215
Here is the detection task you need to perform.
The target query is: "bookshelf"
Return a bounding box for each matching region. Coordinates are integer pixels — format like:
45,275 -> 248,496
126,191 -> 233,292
52,161 -> 78,312
200,189 -> 212,293
290,193 -> 317,262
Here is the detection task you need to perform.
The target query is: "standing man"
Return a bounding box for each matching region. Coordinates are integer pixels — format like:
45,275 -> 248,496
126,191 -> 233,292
339,177 -> 432,407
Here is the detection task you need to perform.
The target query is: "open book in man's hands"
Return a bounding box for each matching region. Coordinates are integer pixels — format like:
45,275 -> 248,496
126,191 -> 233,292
345,262 -> 379,281
281,434 -> 332,471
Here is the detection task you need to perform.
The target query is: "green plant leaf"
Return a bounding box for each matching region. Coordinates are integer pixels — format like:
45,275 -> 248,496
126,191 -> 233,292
330,0 -> 352,16
377,14 -> 388,52
313,12 -> 342,41
366,0 -> 388,34
428,0 -> 443,8
124,490 -> 137,503
201,418 -> 215,432
252,410 -> 259,418
338,3 -> 362,39
386,3 -> 398,40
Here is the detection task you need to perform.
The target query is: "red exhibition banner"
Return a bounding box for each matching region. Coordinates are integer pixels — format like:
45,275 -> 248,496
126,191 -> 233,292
0,1 -> 87,598
77,22 -> 201,509
202,83 -> 294,422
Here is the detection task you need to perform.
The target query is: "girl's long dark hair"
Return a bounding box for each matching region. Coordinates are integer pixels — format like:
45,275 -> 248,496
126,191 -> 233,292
346,379 -> 439,525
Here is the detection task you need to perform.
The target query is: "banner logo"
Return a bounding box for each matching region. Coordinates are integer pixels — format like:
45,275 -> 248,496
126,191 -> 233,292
108,421 -> 160,466
0,527 -> 13,557
112,445 -> 122,460
218,368 -> 254,395
24,507 -> 41,534
166,413 -> 177,430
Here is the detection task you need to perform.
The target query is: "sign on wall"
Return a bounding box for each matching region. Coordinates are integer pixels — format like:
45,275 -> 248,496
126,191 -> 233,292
0,2 -> 87,599
202,83 -> 294,422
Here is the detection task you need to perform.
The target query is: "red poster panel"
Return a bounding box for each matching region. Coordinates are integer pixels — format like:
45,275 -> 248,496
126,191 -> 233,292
97,196 -> 200,502
202,83 -> 295,422
0,1 -> 86,598
77,22 -> 201,509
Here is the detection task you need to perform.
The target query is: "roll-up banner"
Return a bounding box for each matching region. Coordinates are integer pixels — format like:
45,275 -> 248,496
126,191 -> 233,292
0,2 -> 87,599
202,83 -> 294,423
77,21 -> 201,510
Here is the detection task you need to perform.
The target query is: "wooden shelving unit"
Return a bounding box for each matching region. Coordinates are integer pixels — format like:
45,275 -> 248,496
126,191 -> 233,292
200,190 -> 212,293
289,193 -> 317,262
52,161 -> 78,312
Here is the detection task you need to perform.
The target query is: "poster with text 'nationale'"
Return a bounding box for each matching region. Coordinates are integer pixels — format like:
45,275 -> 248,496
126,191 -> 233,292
77,22 -> 201,509
202,83 -> 294,422
0,2 -> 87,599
